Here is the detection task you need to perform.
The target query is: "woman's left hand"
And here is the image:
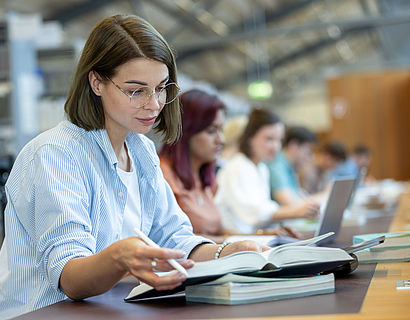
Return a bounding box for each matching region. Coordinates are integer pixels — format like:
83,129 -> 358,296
218,240 -> 270,258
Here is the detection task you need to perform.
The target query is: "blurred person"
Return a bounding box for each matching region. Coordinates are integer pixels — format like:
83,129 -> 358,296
215,108 -> 320,234
301,141 -> 348,194
159,90 -> 296,239
332,144 -> 373,185
0,15 -> 262,319
266,126 -> 318,206
159,89 -> 226,236
218,114 -> 248,167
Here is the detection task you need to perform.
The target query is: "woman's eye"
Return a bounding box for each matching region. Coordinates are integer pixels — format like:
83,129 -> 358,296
131,88 -> 145,96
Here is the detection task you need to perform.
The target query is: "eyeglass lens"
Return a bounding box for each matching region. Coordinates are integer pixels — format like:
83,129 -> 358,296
131,83 -> 178,107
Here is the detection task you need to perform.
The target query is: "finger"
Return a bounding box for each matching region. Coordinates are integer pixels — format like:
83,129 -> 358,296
155,259 -> 195,272
141,270 -> 187,290
135,245 -> 186,261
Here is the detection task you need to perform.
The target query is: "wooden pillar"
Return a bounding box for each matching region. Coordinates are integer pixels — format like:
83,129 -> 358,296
327,70 -> 410,180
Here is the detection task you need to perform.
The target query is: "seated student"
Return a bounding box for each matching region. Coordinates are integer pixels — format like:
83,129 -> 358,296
301,141 -> 348,194
218,114 -> 248,168
0,15 -> 261,319
159,89 -> 226,236
215,108 -> 320,234
159,90 -> 295,238
266,126 -> 318,206
333,144 -> 372,182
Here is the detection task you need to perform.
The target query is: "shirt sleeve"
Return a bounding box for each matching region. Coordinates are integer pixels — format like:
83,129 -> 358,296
30,145 -> 96,290
267,160 -> 289,195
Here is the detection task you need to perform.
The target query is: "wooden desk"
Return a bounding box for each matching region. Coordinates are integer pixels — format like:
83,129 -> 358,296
15,195 -> 410,320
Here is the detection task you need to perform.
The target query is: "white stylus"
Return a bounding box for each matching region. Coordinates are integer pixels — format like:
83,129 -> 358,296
134,228 -> 188,276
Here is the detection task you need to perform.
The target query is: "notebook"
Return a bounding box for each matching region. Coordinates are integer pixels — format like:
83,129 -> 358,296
314,177 -> 356,244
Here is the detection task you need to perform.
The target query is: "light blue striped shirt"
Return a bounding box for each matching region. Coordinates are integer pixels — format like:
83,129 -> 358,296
0,121 -> 211,319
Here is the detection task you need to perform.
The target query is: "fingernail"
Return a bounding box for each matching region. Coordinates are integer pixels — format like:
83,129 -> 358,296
178,274 -> 186,281
186,260 -> 195,267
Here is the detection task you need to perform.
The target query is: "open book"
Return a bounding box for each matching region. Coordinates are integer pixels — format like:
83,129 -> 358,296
125,232 -> 353,301
185,273 -> 335,305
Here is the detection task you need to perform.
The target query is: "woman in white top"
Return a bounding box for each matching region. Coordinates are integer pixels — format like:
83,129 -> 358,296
216,108 -> 319,234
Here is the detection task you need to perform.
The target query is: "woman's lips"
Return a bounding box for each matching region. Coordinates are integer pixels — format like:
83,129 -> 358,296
136,116 -> 157,126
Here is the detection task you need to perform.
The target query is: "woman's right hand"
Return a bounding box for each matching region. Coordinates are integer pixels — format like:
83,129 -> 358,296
112,237 -> 193,291
295,199 -> 320,219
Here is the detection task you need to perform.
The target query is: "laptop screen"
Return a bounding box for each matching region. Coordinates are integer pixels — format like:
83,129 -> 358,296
314,177 -> 356,243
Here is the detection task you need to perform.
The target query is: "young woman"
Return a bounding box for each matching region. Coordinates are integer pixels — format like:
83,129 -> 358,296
216,108 -> 320,234
159,89 -> 226,236
0,15 -> 261,319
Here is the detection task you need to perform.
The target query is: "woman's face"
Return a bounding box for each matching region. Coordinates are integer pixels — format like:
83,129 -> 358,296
93,58 -> 169,136
189,109 -> 225,166
250,122 -> 284,164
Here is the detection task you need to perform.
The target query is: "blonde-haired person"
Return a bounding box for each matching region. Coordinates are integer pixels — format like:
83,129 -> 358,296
0,15 -> 262,319
219,114 -> 248,164
216,108 -> 320,234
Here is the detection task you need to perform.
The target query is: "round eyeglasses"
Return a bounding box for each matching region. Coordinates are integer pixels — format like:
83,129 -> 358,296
107,77 -> 180,108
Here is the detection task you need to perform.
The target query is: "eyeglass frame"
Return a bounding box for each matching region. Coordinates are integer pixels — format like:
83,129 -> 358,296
106,77 -> 180,108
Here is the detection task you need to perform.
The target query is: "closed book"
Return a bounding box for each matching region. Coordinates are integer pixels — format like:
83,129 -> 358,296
353,231 -> 410,263
354,247 -> 410,263
185,273 -> 335,305
353,231 -> 410,251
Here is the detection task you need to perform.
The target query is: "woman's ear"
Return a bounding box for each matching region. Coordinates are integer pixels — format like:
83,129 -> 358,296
88,70 -> 103,96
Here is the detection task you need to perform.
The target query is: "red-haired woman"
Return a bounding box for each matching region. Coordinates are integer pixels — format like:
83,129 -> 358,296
159,89 -> 226,236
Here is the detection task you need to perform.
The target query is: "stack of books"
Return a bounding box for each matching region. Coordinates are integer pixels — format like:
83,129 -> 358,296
353,231 -> 410,263
125,233 -> 352,304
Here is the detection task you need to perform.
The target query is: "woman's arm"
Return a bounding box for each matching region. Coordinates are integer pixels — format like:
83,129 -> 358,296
271,199 -> 320,221
60,237 -> 191,300
188,241 -> 266,262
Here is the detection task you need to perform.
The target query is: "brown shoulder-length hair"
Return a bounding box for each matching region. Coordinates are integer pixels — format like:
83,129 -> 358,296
64,15 -> 181,143
239,108 -> 281,158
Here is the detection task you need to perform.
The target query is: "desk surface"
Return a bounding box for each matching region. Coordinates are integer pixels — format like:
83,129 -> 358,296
15,194 -> 410,320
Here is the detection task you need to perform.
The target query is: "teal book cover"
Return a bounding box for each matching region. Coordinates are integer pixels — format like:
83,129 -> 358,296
353,231 -> 410,251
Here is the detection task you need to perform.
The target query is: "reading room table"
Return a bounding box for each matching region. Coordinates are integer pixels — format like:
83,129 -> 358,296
14,192 -> 410,320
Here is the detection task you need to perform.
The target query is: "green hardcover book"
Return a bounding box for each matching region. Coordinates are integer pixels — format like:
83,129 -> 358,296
353,231 -> 410,263
353,231 -> 410,251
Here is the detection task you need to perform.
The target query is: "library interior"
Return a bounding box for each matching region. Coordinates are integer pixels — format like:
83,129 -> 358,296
0,1 -> 409,319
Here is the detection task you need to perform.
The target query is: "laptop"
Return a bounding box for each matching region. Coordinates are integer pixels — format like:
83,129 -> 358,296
315,177 -> 356,244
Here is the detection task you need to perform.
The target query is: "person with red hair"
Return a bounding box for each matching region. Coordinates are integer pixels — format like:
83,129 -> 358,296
159,89 -> 226,235
159,90 -> 297,239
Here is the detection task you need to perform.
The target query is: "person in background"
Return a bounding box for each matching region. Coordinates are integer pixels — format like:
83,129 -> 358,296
159,89 -> 226,236
301,141 -> 348,194
159,90 -> 296,239
0,15 -> 261,319
266,126 -> 318,206
333,144 -> 372,181
218,114 -> 248,168
216,108 -> 320,234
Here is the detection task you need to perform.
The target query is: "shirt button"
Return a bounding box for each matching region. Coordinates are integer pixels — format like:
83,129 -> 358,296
118,191 -> 124,198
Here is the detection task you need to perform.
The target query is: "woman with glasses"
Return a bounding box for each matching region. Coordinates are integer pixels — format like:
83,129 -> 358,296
216,108 -> 320,234
0,15 -> 262,319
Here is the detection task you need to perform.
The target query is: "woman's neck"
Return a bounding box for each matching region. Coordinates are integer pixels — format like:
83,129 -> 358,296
106,125 -> 130,171
190,157 -> 203,188
249,155 -> 260,166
